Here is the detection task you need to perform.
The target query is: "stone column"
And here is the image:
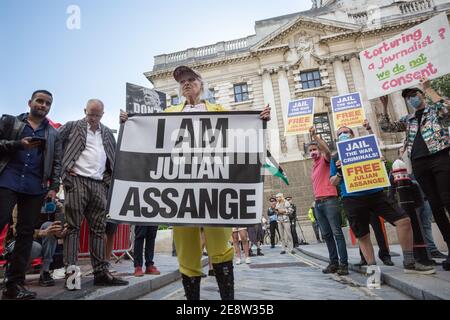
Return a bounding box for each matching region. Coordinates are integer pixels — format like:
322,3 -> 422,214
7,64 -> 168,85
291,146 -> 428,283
390,92 -> 409,120
349,55 -> 381,139
261,70 -> 281,161
332,58 -> 350,95
277,67 -> 303,159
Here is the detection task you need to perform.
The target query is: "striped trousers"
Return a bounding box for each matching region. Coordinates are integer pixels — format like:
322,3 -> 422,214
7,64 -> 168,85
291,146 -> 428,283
63,175 -> 108,274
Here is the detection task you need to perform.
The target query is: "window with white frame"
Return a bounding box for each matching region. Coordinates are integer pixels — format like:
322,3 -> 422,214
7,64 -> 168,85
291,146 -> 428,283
299,70 -> 322,90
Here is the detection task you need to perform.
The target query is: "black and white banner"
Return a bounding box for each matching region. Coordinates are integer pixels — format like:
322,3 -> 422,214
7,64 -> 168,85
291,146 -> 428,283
107,111 -> 266,226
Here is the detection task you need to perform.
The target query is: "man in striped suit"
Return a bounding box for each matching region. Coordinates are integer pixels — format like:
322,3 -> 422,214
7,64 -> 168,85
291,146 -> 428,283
59,99 -> 128,287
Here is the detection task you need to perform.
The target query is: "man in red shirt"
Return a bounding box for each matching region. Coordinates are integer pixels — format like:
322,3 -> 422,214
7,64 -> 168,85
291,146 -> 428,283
308,127 -> 349,275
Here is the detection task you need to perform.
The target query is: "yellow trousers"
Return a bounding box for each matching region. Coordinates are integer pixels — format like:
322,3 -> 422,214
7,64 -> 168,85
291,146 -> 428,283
173,226 -> 234,277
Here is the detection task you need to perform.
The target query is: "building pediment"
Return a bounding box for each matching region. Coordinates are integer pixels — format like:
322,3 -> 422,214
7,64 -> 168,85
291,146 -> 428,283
251,15 -> 359,52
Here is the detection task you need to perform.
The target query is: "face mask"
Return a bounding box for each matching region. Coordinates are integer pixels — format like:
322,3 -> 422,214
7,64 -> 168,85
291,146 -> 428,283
407,96 -> 422,109
338,133 -> 351,142
310,151 -> 320,159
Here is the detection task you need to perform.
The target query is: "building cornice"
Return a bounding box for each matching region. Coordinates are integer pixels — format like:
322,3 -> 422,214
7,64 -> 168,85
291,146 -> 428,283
319,10 -> 450,43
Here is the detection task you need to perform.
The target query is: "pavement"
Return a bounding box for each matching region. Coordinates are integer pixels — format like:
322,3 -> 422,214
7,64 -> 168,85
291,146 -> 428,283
296,243 -> 450,300
1,243 -> 448,300
0,254 -> 208,300
141,245 -> 412,300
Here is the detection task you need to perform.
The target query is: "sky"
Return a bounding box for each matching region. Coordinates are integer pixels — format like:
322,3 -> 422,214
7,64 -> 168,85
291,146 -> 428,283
0,0 -> 312,131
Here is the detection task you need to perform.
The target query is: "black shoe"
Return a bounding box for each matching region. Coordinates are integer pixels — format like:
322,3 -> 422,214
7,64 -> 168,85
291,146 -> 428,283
213,261 -> 234,300
270,245 -> 275,249
2,283 -> 36,300
381,257 -> 394,266
201,272 -> 207,278
208,269 -> 215,277
337,264 -> 349,276
182,274 -> 201,300
280,251 -> 286,255
354,260 -> 368,267
248,249 -> 256,257
94,270 -> 129,286
443,257 -> 450,271
322,264 -> 339,274
39,272 -> 55,287
257,249 -> 264,256
431,251 -> 447,259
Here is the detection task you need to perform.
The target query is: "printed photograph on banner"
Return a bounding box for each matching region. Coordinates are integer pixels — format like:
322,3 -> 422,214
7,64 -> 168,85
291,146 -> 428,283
360,13 -> 450,100
331,92 -> 365,131
285,97 -> 315,136
107,111 -> 266,226
126,83 -> 167,114
337,135 -> 390,193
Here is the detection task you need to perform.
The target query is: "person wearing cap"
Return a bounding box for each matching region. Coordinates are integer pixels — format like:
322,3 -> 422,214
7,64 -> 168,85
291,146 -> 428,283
120,65 -> 271,300
378,77 -> 450,270
275,193 -> 295,255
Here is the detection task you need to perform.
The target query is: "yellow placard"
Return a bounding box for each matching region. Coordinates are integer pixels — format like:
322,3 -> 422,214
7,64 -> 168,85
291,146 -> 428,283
285,115 -> 313,135
343,159 -> 390,193
332,108 -> 365,131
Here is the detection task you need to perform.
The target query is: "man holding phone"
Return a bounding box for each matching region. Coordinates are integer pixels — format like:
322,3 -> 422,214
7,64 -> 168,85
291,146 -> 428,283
0,90 -> 62,300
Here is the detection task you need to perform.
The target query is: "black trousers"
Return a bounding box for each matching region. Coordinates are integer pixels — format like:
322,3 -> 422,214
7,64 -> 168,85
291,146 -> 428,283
412,150 -> 450,247
133,226 -> 158,268
269,221 -> 280,246
290,219 -> 300,246
0,188 -> 44,285
359,214 -> 391,261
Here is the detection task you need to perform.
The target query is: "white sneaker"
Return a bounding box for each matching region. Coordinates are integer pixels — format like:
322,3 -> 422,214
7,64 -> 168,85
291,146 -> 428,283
236,258 -> 241,265
245,257 -> 251,264
52,267 -> 66,280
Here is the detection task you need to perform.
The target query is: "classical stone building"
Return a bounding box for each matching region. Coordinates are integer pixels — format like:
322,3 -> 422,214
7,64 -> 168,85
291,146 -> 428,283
145,0 -> 450,221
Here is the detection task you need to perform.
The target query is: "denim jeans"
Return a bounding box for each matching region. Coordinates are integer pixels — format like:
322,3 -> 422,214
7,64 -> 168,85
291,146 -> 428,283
133,226 -> 158,268
315,198 -> 348,265
40,221 -> 58,272
418,201 -> 439,253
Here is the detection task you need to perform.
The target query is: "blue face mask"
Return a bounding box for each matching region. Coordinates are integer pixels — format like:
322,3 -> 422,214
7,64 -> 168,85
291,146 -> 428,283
338,133 -> 351,142
407,96 -> 422,109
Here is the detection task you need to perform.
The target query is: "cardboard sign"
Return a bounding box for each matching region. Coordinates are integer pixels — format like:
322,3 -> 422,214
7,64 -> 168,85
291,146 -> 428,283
360,13 -> 450,100
285,98 -> 315,135
107,111 -> 266,226
337,135 -> 390,193
331,92 -> 365,131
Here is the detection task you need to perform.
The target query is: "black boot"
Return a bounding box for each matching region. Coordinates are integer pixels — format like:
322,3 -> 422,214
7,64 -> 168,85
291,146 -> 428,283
213,261 -> 234,300
257,248 -> 264,256
181,274 -> 201,300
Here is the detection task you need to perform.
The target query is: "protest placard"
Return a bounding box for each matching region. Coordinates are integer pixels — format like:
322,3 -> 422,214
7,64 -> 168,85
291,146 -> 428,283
107,111 -> 266,226
331,92 -> 365,131
126,83 -> 167,114
337,135 -> 390,193
285,97 -> 315,135
360,13 -> 450,100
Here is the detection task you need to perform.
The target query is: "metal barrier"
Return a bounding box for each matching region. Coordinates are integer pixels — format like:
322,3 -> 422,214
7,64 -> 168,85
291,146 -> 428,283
78,219 -> 133,262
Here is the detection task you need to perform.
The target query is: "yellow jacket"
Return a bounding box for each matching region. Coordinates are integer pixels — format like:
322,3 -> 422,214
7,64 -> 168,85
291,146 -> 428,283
165,100 -> 227,113
308,208 -> 316,223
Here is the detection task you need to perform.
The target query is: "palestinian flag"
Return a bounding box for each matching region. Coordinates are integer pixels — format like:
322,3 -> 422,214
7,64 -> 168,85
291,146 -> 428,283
264,150 -> 289,185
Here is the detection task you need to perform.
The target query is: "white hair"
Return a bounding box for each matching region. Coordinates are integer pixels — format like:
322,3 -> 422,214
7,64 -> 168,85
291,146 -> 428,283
176,79 -> 213,104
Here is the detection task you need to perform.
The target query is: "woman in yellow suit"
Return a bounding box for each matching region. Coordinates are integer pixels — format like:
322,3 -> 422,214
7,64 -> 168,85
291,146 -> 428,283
121,66 -> 271,300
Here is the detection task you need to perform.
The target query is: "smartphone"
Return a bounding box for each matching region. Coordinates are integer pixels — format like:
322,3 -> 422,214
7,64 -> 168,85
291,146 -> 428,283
30,136 -> 46,143
54,212 -> 65,224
